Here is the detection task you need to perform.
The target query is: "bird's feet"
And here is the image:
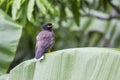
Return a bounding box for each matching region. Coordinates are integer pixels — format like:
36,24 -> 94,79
48,50 -> 51,53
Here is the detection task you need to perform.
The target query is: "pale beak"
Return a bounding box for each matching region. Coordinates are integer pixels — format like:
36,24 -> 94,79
48,23 -> 55,28
48,25 -> 52,28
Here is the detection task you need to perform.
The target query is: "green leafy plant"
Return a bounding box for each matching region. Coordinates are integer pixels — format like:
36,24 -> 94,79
0,10 -> 22,74
0,0 -> 120,79
9,48 -> 120,80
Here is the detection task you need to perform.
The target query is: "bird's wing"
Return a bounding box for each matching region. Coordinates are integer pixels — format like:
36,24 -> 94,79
40,33 -> 54,50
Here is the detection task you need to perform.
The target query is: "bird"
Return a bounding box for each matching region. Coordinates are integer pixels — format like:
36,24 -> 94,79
35,23 -> 54,61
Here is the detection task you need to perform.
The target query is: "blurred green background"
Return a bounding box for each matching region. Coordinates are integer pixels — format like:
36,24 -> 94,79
0,0 -> 120,72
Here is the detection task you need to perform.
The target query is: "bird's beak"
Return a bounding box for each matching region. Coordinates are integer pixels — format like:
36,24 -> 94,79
48,23 -> 55,28
48,25 -> 52,28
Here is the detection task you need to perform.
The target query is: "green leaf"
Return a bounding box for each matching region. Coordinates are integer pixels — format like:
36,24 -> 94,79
87,18 -> 107,33
36,0 -> 47,15
111,21 -> 120,47
0,10 -> 22,74
111,0 -> 120,6
12,0 -> 21,20
27,0 -> 35,22
9,60 -> 35,80
9,48 -> 120,80
40,0 -> 54,14
0,74 -> 9,80
5,0 -> 13,13
0,0 -> 6,6
70,0 -> 80,25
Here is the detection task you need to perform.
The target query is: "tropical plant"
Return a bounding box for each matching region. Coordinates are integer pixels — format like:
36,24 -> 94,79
0,10 -> 22,75
0,0 -> 120,79
9,48 -> 120,80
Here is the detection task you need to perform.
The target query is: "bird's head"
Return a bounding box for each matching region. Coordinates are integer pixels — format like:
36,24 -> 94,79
42,23 -> 53,31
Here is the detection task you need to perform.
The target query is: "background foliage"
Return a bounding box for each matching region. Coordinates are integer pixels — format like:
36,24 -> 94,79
0,0 -> 120,73
0,10 -> 22,74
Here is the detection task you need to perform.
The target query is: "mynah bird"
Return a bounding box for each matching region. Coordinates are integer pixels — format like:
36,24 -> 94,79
35,23 -> 54,61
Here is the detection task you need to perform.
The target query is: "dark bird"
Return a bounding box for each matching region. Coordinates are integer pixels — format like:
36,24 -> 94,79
35,23 -> 54,61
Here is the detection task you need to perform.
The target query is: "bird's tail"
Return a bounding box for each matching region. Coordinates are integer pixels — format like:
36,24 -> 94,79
35,48 -> 45,60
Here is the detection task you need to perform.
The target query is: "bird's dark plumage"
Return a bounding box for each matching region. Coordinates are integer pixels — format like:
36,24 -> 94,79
35,23 -> 54,61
